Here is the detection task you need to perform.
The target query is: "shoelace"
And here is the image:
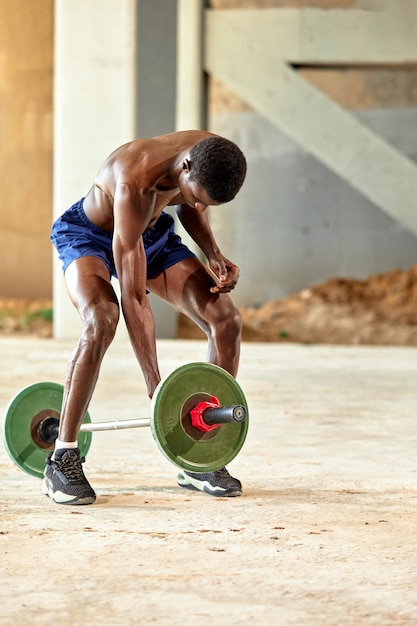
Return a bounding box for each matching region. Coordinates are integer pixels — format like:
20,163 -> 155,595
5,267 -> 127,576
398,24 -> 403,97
54,454 -> 86,483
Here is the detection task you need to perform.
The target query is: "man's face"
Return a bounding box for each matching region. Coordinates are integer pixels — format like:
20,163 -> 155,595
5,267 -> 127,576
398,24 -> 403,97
179,173 -> 221,212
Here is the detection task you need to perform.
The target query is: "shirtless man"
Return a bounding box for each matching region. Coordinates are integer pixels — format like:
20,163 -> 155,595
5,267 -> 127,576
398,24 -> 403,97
45,130 -> 247,505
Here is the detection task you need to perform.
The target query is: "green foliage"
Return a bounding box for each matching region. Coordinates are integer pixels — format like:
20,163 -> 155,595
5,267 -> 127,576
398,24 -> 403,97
21,308 -> 53,329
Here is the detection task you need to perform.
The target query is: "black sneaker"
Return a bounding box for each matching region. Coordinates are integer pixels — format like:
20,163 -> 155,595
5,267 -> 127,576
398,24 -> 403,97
42,448 -> 96,505
177,467 -> 242,497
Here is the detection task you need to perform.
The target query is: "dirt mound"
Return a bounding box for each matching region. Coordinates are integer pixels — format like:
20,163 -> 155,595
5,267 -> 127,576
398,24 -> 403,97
178,264 -> 417,345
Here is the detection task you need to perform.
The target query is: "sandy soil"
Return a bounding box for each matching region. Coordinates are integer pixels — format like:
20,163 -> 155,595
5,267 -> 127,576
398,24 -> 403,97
1,338 -> 417,625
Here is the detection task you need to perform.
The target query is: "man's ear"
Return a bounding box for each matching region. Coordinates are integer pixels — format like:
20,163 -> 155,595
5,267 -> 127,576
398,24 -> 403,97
182,158 -> 191,172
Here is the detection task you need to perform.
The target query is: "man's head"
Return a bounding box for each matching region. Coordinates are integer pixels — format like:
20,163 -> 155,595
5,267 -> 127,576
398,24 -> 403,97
187,136 -> 247,203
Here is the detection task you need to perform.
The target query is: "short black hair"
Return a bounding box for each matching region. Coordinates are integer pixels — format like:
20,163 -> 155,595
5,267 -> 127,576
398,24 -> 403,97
188,136 -> 247,203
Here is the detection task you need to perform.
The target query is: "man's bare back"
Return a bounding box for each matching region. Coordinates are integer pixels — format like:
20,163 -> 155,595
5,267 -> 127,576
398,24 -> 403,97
83,130 -> 214,233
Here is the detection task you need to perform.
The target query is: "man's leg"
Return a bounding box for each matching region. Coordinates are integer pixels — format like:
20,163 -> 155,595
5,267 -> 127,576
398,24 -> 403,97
147,257 -> 242,376
147,257 -> 243,497
43,256 -> 120,505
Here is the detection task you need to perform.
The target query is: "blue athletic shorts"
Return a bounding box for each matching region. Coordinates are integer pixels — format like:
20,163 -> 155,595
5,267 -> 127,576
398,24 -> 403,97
50,198 -> 196,279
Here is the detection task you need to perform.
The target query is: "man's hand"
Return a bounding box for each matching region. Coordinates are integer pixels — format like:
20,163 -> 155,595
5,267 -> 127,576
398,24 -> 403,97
208,255 -> 240,294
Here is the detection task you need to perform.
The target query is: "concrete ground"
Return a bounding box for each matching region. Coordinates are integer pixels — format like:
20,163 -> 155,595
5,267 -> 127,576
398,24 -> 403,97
1,336 -> 417,626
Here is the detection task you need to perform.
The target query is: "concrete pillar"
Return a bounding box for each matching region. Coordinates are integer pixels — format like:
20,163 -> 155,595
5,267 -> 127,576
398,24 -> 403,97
176,0 -> 206,131
134,0 -> 179,338
174,0 -> 207,256
53,0 -> 136,339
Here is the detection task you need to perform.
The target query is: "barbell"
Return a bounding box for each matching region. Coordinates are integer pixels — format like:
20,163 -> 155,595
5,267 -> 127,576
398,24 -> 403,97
2,362 -> 249,479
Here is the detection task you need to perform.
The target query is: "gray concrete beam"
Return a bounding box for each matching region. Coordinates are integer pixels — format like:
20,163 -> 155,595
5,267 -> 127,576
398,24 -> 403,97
205,7 -> 417,65
204,7 -> 417,237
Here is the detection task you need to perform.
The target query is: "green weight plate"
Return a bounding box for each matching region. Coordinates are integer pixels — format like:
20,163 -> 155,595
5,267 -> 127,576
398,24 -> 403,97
3,382 -> 92,479
150,362 -> 249,473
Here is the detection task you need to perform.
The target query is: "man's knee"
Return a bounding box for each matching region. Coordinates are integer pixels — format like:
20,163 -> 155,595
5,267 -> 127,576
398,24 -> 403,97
226,305 -> 242,334
209,300 -> 242,338
81,302 -> 120,345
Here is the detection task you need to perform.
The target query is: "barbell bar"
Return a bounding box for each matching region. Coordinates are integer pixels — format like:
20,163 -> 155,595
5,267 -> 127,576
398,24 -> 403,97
3,362 -> 249,478
39,404 -> 246,438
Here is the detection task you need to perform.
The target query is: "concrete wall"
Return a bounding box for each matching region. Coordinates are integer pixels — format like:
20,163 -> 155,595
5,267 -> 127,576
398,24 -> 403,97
209,108 -> 417,305
0,0 -> 53,298
204,0 -> 417,306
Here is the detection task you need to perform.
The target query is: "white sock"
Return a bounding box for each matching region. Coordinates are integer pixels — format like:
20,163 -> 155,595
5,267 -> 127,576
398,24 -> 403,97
52,438 -> 77,459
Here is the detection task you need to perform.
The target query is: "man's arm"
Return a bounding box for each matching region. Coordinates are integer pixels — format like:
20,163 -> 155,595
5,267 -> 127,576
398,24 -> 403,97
112,182 -> 161,397
176,203 -> 240,293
